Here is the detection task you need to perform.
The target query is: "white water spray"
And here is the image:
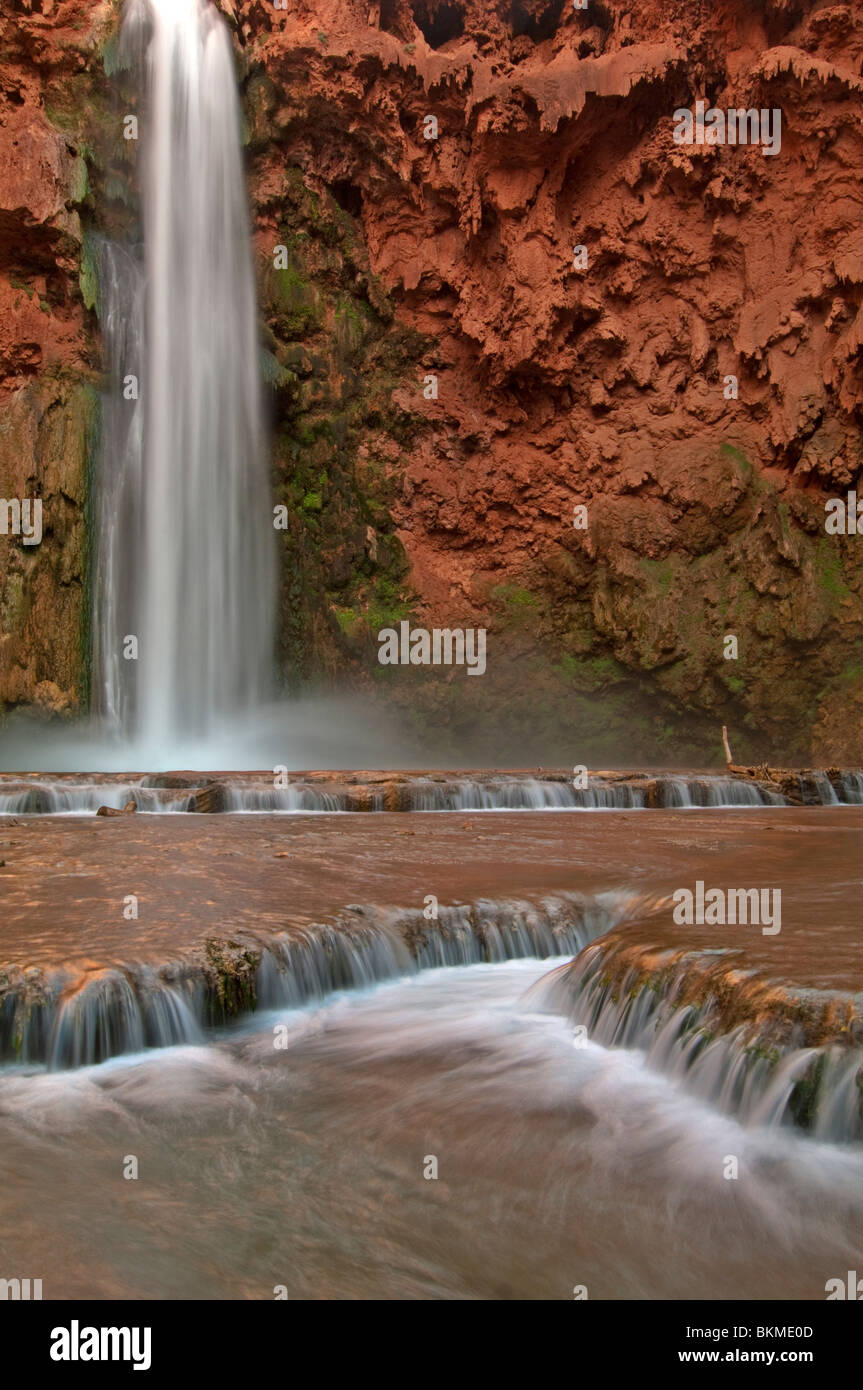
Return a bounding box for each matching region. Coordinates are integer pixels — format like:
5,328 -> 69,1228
97,0 -> 275,754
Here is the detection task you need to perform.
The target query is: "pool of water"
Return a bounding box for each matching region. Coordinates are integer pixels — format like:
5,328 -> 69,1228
1,958 -> 861,1299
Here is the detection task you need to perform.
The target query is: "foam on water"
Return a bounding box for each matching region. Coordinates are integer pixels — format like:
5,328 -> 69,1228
0,958 -> 861,1298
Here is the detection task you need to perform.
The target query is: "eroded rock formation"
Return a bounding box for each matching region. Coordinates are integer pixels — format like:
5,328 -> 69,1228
1,0 -> 862,761
0,0 -> 111,715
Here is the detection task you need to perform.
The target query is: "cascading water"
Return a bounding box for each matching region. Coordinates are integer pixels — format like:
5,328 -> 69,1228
839,771 -> 863,803
11,769 -> 860,814
91,240 -> 145,732
0,892 -> 630,1069
3,956 -> 863,1300
95,0 -> 275,757
531,944 -> 863,1143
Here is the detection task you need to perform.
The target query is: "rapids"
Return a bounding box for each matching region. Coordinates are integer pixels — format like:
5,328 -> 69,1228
0,960 -> 861,1299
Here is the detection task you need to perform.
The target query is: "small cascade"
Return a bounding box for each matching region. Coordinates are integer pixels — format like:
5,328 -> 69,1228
48,971 -> 203,1070
381,892 -> 621,969
220,784 -> 348,813
837,772 -> 863,804
255,923 -> 410,1007
661,778 -> 693,808
812,1048 -> 863,1143
210,777 -> 648,813
808,772 -> 839,806
0,781 -> 194,814
0,891 -> 634,1071
791,771 -> 840,805
424,778 -> 645,810
207,775 -> 779,812
5,771 -> 863,816
572,782 -> 646,809
532,944 -> 863,1142
654,776 -> 783,807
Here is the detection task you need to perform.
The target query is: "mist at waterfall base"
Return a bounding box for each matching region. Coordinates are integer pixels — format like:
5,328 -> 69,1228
1,958 -> 861,1299
0,695 -> 433,774
5,0 -> 595,778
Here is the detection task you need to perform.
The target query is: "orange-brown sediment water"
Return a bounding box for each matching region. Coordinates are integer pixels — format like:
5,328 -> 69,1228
0,807 -> 862,1298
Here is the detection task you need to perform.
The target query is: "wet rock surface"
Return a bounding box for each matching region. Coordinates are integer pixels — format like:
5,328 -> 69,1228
1,1 -> 862,758
1,804 -> 861,986
236,0 -> 863,759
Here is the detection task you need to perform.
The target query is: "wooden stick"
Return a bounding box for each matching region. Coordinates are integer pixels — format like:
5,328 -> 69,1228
722,725 -> 734,768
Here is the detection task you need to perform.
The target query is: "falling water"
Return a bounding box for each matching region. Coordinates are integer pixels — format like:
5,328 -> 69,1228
11,769 -> 861,814
91,240 -> 145,731
3,960 -> 863,1299
0,891 -> 628,1068
531,944 -> 863,1142
95,0 -> 275,752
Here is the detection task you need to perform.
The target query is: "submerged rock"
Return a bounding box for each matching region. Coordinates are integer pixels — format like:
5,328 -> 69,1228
191,783 -> 229,813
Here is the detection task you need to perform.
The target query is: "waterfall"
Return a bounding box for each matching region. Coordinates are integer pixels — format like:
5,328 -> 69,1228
838,772 -> 863,803
0,891 -> 633,1069
6,769 -> 863,814
95,0 -> 275,754
0,778 -> 194,814
531,945 -> 863,1142
92,240 -> 145,732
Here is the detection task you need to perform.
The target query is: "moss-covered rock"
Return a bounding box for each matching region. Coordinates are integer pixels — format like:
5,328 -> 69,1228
0,373 -> 98,716
254,161 -> 431,688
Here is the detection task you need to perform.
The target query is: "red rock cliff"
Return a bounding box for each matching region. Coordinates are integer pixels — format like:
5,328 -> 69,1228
238,0 -> 863,761
1,0 -> 862,762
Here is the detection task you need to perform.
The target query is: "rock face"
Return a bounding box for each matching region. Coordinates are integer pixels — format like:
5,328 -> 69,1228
0,0 -> 109,715
239,0 -> 863,761
1,0 -> 863,761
